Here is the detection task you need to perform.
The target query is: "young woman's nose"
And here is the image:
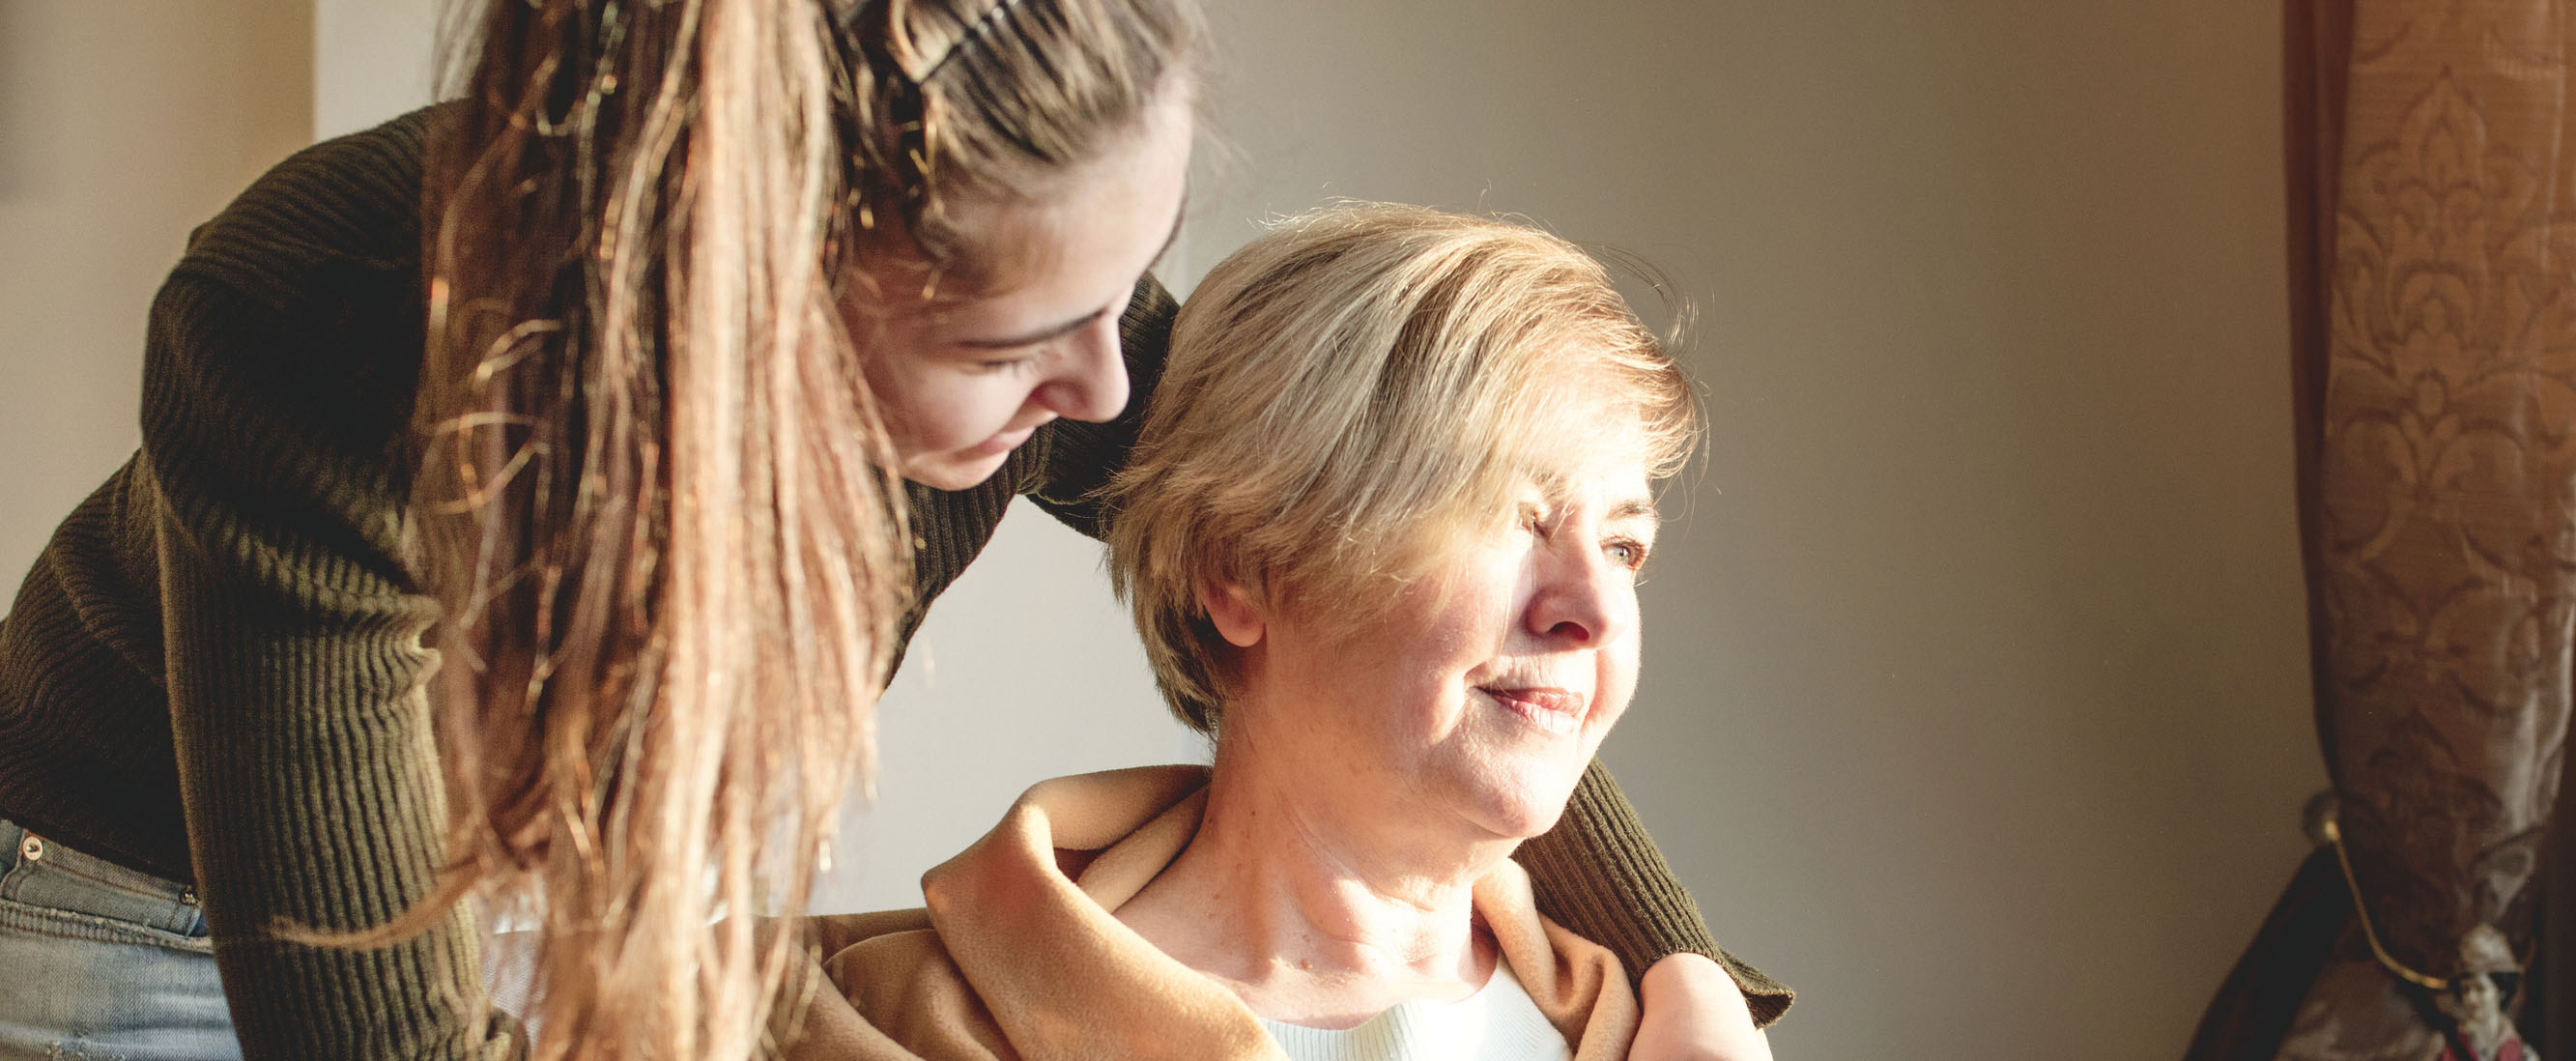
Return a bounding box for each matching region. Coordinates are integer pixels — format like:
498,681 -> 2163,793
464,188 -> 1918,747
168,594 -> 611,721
1524,536 -> 1636,647
1030,311 -> 1131,422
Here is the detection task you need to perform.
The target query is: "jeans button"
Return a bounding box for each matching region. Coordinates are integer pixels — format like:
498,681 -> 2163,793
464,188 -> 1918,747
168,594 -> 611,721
180,886 -> 200,906
16,834 -> 39,862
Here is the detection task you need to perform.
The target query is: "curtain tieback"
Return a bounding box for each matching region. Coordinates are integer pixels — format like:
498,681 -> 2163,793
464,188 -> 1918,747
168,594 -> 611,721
2316,804 -> 2448,992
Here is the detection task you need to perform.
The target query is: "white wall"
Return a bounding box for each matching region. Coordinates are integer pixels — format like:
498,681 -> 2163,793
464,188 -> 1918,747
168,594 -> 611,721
14,1 -> 2322,1056
0,0 -> 311,591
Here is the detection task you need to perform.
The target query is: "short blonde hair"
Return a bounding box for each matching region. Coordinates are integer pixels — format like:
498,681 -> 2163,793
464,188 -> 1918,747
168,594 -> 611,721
1106,204 -> 1701,732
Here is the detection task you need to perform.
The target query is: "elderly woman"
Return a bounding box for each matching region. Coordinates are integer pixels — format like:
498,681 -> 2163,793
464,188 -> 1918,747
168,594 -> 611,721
782,204 -> 1766,1061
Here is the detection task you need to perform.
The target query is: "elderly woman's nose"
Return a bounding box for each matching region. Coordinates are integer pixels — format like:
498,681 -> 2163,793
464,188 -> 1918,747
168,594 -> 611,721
1523,544 -> 1635,646
1031,312 -> 1132,423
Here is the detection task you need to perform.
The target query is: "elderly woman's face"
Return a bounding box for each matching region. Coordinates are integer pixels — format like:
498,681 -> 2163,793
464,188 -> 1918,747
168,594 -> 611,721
1238,442 -> 1659,841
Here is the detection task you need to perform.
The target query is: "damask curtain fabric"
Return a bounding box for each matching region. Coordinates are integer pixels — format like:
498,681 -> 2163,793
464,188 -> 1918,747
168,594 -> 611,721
2187,1 -> 2576,1058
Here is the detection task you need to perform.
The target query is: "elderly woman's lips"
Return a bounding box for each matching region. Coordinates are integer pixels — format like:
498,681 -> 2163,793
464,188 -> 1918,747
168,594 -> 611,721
1481,686 -> 1587,735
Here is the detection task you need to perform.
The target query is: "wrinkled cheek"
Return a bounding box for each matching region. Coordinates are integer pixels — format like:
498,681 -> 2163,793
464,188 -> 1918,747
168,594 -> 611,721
1591,654 -> 1642,735
1374,691 -> 1458,775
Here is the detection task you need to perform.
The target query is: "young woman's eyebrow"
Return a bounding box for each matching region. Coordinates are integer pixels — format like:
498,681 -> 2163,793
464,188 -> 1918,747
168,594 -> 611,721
954,191 -> 1189,351
956,304 -> 1111,350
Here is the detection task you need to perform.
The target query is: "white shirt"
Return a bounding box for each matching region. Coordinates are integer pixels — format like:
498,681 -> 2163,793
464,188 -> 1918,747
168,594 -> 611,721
1256,960 -> 1575,1061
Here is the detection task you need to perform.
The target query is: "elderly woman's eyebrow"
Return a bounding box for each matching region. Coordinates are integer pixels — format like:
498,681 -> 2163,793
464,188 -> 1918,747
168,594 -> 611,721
1608,499 -> 1660,523
1605,499 -> 1662,537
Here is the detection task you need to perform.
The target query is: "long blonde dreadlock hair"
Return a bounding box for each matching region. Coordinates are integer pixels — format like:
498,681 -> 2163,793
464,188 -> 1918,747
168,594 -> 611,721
393,0 -> 1203,1056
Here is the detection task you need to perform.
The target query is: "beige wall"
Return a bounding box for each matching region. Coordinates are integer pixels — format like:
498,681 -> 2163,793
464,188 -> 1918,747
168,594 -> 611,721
957,2 -> 2325,1054
0,0 -> 312,590
14,0 -> 2321,1056
860,2 -> 2324,1053
315,0 -> 436,140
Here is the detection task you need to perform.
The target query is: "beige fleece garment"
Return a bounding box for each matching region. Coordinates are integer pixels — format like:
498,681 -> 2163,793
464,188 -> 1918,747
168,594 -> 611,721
777,765 -> 1639,1061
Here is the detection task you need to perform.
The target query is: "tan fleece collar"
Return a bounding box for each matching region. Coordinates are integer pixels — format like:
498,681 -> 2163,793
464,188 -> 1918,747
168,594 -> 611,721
788,765 -> 1637,1060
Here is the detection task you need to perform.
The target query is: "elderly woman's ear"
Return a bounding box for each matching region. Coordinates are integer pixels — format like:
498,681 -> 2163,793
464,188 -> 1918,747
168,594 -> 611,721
1196,579 -> 1266,649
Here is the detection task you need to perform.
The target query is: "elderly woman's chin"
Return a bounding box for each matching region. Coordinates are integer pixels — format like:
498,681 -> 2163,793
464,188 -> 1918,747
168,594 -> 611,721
1438,722 -> 1618,841
1464,772 -> 1588,841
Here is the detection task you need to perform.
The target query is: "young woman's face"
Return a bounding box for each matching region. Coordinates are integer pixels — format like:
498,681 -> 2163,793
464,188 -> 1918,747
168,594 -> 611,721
855,87 -> 1194,491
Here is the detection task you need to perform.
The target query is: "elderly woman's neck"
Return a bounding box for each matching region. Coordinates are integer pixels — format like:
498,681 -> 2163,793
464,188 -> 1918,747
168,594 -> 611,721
1115,736 -> 1514,1028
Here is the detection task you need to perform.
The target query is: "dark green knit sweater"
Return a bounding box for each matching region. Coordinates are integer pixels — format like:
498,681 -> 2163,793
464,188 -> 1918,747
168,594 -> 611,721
0,110 -> 1786,1060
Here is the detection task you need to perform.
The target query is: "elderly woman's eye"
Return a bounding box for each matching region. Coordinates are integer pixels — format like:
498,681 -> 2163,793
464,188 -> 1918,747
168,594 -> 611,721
1606,538 -> 1649,570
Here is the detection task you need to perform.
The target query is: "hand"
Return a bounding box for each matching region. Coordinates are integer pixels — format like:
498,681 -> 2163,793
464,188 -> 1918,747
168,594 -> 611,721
1630,953 -> 1773,1061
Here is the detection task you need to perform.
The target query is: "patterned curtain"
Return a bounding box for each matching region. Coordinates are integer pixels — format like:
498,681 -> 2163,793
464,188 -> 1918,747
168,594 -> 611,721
2185,2 -> 2576,1059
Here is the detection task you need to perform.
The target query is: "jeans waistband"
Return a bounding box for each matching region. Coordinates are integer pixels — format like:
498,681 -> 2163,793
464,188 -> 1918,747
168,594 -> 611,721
0,817 -> 208,938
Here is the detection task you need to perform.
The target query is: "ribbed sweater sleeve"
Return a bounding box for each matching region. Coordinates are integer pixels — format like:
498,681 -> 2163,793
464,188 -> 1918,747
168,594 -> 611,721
1007,274 -> 1794,1028
141,119 -> 512,1060
1517,760 -> 1793,1027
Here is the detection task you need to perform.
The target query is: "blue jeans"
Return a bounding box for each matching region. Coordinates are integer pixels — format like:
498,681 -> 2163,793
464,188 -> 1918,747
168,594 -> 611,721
0,817 -> 242,1061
